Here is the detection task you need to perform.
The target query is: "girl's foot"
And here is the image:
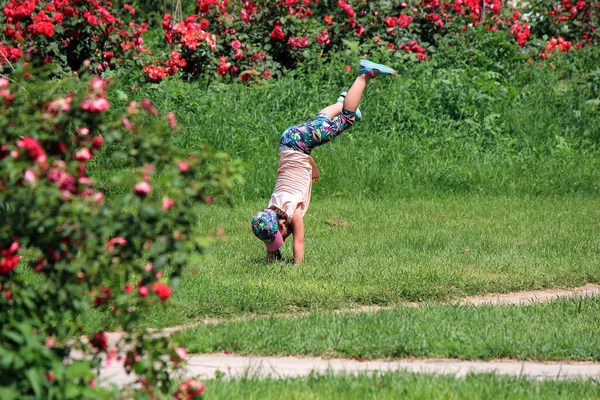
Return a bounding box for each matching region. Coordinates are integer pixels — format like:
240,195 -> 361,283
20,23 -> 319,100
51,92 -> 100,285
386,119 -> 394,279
357,60 -> 397,77
337,91 -> 362,120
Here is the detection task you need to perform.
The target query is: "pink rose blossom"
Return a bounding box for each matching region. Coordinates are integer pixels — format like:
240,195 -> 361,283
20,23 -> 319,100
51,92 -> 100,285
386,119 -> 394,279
134,181 -> 151,196
178,161 -> 189,172
106,237 -> 127,251
140,99 -> 157,116
75,148 -> 93,162
90,77 -> 108,94
105,348 -> 119,367
138,286 -> 149,297
122,118 -> 134,131
167,112 -> 177,129
76,127 -> 90,136
175,379 -> 205,399
171,347 -> 188,364
47,97 -> 71,114
24,169 -> 36,183
162,197 -> 175,210
231,39 -> 242,50
81,97 -> 109,113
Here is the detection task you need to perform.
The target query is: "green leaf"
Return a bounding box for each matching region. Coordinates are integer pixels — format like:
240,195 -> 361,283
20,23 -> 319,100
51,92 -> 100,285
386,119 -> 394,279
66,360 -> 92,379
25,368 -> 43,397
0,387 -> 18,400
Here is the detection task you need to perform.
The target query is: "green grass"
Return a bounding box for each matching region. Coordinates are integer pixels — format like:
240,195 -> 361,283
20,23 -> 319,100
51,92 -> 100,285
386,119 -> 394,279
98,52 -> 600,199
175,297 -> 600,361
201,372 -> 600,400
84,195 -> 600,330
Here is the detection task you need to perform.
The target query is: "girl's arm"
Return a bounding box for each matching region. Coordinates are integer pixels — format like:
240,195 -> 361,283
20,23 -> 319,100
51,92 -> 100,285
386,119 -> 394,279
291,208 -> 305,265
308,156 -> 320,183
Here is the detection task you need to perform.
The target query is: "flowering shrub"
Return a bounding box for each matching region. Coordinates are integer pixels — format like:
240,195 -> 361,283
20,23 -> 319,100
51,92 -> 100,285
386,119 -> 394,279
136,0 -> 598,83
0,65 -> 244,398
1,0 -> 148,74
1,1 -> 597,82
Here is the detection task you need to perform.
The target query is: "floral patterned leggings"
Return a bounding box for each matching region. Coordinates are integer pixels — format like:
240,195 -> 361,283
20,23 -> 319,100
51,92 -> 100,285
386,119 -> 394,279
279,108 -> 356,155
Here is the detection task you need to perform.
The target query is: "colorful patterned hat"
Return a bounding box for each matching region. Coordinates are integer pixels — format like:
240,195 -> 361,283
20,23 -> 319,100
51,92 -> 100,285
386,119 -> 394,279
251,209 -> 283,251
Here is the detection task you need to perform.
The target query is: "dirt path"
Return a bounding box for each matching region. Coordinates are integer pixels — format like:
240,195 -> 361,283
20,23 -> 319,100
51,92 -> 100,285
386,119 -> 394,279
99,354 -> 600,386
98,284 -> 600,386
116,283 -> 600,342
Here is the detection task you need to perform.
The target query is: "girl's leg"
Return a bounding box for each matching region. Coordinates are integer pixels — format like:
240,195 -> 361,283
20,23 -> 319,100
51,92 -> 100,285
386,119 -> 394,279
343,73 -> 371,112
318,73 -> 373,118
318,102 -> 343,119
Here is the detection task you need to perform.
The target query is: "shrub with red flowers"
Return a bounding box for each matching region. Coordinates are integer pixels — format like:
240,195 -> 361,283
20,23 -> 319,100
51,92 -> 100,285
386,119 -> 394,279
0,65 -> 244,397
134,0 -> 597,84
3,0 -> 597,83
1,0 -> 148,74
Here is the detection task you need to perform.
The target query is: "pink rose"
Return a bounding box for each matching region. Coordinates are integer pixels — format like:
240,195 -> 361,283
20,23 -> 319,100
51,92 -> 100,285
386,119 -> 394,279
167,112 -> 177,129
81,97 -> 109,113
162,197 -> 175,210
75,148 -> 92,162
134,181 -> 151,196
24,169 -> 36,183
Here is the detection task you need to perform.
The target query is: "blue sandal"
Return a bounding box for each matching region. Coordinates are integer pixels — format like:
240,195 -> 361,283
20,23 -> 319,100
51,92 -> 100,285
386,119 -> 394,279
337,91 -> 362,120
357,59 -> 397,77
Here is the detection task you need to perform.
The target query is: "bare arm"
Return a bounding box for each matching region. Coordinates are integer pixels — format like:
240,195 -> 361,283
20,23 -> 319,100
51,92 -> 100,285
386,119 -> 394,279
308,156 -> 320,183
291,208 -> 305,265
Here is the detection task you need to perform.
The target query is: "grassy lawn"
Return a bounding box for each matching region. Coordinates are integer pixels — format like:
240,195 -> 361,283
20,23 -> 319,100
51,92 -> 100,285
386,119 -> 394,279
82,195 -> 600,330
200,372 -> 600,400
175,297 -> 600,361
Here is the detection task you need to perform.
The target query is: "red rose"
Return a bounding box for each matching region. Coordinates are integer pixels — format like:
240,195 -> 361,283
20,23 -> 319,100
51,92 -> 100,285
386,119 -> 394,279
153,283 -> 171,302
92,136 -> 104,150
17,137 -> 46,163
0,240 -> 20,275
91,332 -> 108,350
271,24 -> 285,40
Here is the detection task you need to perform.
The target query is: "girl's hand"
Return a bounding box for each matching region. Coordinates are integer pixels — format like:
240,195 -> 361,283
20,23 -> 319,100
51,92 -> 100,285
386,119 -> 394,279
309,156 -> 320,184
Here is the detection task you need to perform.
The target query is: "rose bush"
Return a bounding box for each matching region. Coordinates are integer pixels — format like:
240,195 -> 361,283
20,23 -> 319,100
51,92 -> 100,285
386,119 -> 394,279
0,64 -> 244,398
1,0 -> 148,74
1,1 -> 597,83
139,0 -> 598,83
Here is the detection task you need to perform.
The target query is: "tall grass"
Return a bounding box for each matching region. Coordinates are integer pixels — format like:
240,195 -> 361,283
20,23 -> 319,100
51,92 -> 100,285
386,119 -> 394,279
98,41 -> 600,200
